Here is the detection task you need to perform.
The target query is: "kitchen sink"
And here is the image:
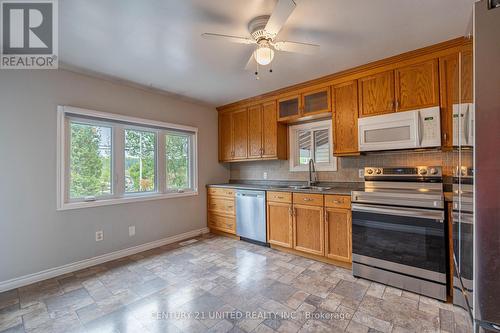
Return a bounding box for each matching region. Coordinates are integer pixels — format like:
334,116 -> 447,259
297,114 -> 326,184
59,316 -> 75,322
287,185 -> 332,191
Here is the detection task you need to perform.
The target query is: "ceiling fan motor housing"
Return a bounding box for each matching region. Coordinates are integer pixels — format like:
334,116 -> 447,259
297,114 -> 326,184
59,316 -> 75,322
248,15 -> 272,41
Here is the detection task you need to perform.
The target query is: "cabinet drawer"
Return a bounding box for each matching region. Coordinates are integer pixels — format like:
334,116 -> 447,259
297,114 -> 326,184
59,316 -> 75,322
208,197 -> 235,215
324,195 -> 351,209
293,193 -> 324,207
208,187 -> 235,197
208,213 -> 235,234
267,191 -> 292,203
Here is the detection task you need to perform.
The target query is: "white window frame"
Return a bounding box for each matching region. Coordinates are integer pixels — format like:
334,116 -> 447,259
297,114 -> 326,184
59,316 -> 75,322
289,119 -> 337,172
57,106 -> 198,210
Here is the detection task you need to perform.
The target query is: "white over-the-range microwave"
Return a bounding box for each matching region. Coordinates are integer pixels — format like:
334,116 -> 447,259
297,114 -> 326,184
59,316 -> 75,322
358,106 -> 441,152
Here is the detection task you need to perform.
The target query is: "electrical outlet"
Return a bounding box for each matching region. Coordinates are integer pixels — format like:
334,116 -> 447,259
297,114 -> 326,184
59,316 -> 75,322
263,172 -> 268,180
359,169 -> 365,178
129,225 -> 136,237
95,230 -> 103,242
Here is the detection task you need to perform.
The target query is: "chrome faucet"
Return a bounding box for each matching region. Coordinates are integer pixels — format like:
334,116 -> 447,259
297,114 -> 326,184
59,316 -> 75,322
308,159 -> 318,186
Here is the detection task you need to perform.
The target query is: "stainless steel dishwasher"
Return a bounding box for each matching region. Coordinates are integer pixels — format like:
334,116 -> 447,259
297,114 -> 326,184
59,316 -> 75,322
236,190 -> 267,245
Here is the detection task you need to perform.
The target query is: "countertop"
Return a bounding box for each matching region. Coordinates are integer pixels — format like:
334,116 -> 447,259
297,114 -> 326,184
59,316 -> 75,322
207,182 -> 363,196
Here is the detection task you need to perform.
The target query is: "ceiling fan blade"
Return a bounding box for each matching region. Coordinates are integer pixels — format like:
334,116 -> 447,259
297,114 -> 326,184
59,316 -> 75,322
272,41 -> 319,55
265,0 -> 296,37
201,33 -> 256,45
244,53 -> 255,71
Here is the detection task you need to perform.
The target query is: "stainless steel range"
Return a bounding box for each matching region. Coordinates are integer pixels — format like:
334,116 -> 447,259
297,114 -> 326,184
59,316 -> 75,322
351,166 -> 447,301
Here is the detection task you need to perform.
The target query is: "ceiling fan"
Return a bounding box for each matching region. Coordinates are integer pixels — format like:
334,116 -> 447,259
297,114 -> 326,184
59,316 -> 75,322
201,0 -> 320,75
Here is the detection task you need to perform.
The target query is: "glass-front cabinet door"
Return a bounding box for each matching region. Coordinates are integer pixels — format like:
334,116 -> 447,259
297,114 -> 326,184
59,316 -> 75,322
302,87 -> 331,116
278,95 -> 300,121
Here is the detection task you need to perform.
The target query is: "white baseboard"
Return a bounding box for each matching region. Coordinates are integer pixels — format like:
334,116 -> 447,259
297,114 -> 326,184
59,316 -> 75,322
0,227 -> 210,293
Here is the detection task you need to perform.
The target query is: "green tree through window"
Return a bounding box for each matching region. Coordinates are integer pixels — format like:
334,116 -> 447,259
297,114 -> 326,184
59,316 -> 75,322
166,134 -> 190,189
125,129 -> 156,192
69,123 -> 111,198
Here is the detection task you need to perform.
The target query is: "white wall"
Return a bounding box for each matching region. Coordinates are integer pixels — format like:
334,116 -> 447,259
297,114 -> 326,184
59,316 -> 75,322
0,69 -> 229,283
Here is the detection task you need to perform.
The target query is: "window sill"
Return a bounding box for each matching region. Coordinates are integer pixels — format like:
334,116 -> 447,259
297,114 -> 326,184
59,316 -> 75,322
57,191 -> 198,211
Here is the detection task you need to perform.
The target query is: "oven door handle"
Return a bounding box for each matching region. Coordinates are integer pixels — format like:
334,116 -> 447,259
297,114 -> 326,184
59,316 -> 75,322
352,204 -> 444,221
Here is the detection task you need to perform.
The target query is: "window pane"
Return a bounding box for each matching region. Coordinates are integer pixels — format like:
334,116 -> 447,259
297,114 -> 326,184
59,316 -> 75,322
125,129 -> 156,193
69,122 -> 112,199
314,129 -> 330,163
298,130 -> 311,165
166,133 -> 190,189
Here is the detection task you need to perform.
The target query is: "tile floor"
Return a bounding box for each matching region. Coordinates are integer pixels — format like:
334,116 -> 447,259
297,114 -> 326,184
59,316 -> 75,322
0,234 -> 472,333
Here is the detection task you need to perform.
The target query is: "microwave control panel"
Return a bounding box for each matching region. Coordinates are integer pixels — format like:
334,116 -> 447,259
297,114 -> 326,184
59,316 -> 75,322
419,107 -> 441,146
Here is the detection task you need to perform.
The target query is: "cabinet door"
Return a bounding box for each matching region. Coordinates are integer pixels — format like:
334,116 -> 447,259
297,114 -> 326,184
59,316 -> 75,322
439,53 -> 459,149
460,48 -> 473,104
395,59 -> 439,111
232,108 -> 248,159
333,80 -> 359,155
267,202 -> 293,248
325,208 -> 352,262
302,87 -> 331,116
278,95 -> 300,121
248,105 -> 263,158
293,204 -> 324,256
358,70 -> 395,117
219,112 -> 233,161
262,101 -> 278,158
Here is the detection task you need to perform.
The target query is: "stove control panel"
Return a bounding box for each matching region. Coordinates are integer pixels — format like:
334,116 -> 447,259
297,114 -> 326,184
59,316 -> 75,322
364,166 -> 442,177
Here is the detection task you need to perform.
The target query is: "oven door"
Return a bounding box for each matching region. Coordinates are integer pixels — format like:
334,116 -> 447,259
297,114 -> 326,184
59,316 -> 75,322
352,204 -> 446,282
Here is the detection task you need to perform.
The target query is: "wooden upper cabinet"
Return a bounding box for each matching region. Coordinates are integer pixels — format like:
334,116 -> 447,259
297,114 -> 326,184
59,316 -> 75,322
232,108 -> 248,160
267,201 -> 293,248
395,59 -> 439,111
325,207 -> 352,263
439,53 -> 459,149
358,70 -> 395,117
262,101 -> 280,158
302,87 -> 331,116
219,112 -> 233,161
460,48 -> 473,103
218,101 -> 285,162
248,105 -> 263,158
333,80 -> 359,155
293,204 -> 324,256
278,95 -> 300,121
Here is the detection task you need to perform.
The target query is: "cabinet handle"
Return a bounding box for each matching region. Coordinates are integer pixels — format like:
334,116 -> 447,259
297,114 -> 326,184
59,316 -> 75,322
444,133 -> 447,141
227,205 -> 233,209
395,100 -> 399,110
288,206 -> 292,216
325,210 -> 329,223
293,207 -> 297,217
303,198 -> 313,201
277,196 -> 284,199
333,200 -> 341,204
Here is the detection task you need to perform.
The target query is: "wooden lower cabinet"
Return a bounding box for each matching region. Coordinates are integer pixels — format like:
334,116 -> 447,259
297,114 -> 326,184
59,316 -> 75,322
267,201 -> 293,248
325,207 -> 352,262
207,188 -> 236,235
293,204 -> 324,256
266,192 -> 352,265
208,212 -> 236,234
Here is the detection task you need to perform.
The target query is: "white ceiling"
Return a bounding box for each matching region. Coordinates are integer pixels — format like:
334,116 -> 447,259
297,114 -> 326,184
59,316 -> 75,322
60,0 -> 475,106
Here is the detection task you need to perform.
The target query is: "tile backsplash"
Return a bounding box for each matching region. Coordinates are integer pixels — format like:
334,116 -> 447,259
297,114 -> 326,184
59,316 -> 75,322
230,150 -> 459,182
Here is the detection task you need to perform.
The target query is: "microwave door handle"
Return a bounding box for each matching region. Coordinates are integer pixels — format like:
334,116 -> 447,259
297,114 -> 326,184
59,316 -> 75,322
417,111 -> 423,146
352,204 -> 444,221
464,104 -> 470,145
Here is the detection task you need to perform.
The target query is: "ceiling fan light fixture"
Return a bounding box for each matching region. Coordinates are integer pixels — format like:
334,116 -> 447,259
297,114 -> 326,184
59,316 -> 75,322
254,40 -> 274,66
